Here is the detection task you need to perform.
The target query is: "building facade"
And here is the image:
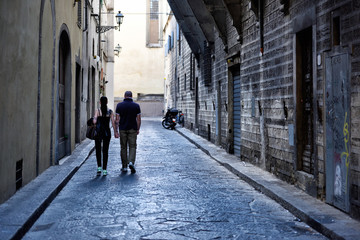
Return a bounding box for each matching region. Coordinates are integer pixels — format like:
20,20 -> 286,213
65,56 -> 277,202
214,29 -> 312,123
0,0 -> 116,204
113,0 -> 165,117
165,0 -> 360,219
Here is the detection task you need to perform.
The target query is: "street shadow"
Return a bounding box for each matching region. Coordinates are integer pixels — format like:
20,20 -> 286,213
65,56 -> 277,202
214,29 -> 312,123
79,171 -> 140,190
115,172 -> 140,184
78,176 -> 108,190
87,174 -> 108,182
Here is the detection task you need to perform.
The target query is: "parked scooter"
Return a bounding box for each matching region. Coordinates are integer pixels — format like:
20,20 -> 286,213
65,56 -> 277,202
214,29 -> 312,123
162,108 -> 178,130
177,110 -> 184,126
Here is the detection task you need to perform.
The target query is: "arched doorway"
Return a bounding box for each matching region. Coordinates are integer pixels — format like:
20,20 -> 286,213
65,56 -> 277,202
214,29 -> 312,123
57,30 -> 71,161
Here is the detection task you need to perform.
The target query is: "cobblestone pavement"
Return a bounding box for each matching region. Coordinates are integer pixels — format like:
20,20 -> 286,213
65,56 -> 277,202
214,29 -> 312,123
24,118 -> 327,239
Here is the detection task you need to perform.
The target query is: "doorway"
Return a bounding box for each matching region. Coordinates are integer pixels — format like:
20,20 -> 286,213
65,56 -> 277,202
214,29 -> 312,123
57,30 -> 71,160
295,27 -> 314,174
232,69 -> 241,157
216,80 -> 222,145
91,67 -> 96,117
325,52 -> 350,212
75,63 -> 81,143
195,77 -> 199,128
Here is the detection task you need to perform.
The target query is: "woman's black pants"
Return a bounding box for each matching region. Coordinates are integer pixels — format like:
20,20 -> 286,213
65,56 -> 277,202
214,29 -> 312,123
95,137 -> 110,170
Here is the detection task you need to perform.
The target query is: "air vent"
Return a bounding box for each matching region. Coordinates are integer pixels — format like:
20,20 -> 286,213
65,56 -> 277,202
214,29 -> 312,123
16,159 -> 23,190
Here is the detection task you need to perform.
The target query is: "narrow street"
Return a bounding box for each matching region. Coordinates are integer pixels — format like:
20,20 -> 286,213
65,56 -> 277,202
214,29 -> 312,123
23,118 -> 326,239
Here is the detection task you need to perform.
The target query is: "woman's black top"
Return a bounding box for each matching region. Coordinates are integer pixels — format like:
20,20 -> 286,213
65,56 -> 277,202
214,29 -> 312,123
97,109 -> 112,139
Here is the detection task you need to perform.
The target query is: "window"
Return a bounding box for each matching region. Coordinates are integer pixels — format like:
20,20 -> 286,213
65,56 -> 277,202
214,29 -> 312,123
86,32 -> 88,58
150,0 -> 159,20
92,39 -> 95,57
332,16 -> 340,46
184,74 -> 187,91
147,0 -> 161,47
203,41 -> 212,86
190,53 -> 196,90
77,0 -> 82,29
84,0 -> 88,30
177,24 -> 181,56
168,35 -> 172,53
177,77 -> 180,93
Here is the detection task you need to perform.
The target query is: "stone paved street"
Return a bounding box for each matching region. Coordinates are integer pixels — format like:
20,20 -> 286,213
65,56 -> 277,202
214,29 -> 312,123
23,118 -> 327,239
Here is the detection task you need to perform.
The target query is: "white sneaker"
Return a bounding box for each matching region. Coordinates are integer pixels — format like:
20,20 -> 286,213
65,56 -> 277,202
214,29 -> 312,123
129,162 -> 136,174
121,167 -> 128,172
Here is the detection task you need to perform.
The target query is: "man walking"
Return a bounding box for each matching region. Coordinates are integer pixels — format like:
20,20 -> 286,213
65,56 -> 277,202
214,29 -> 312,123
115,91 -> 141,174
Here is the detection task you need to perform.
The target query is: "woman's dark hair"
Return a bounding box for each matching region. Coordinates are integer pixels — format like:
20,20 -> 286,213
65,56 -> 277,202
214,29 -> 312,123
100,96 -> 108,116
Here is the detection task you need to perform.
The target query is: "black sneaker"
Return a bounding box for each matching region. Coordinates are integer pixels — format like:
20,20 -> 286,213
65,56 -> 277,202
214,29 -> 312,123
129,162 -> 136,174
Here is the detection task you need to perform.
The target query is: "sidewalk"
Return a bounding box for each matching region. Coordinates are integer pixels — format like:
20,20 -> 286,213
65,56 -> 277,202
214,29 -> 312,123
0,139 -> 95,240
175,126 -> 360,240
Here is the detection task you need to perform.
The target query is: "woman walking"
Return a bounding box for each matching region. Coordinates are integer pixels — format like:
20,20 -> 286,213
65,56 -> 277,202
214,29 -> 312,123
93,96 -> 118,176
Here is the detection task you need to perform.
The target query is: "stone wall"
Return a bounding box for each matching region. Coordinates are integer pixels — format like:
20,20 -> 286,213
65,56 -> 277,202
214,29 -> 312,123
315,0 -> 360,218
238,0 -> 360,219
165,0 -> 360,219
240,0 -> 295,181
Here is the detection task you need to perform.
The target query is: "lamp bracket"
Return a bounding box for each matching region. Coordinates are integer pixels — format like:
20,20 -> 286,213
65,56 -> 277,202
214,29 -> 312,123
96,26 -> 118,33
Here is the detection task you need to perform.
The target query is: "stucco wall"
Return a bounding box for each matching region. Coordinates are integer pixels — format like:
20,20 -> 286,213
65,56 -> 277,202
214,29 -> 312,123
0,0 -> 84,204
0,0 -> 41,203
113,0 -> 164,100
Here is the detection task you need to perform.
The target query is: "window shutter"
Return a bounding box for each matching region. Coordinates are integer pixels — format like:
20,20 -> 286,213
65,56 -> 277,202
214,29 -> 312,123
177,24 -> 180,41
203,42 -> 212,86
168,35 -> 171,52
77,1 -> 82,29
171,31 -> 174,49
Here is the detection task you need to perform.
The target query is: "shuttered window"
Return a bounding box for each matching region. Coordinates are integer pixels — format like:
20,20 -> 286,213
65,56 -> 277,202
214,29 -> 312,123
203,41 -> 212,86
77,1 -> 82,29
147,0 -> 161,47
190,53 -> 195,90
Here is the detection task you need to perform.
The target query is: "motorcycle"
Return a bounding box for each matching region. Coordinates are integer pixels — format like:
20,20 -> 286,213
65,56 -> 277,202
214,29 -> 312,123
162,108 -> 178,130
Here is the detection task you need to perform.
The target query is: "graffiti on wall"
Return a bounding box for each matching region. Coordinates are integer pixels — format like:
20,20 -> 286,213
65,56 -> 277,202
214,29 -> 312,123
325,52 -> 350,212
341,112 -> 350,193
